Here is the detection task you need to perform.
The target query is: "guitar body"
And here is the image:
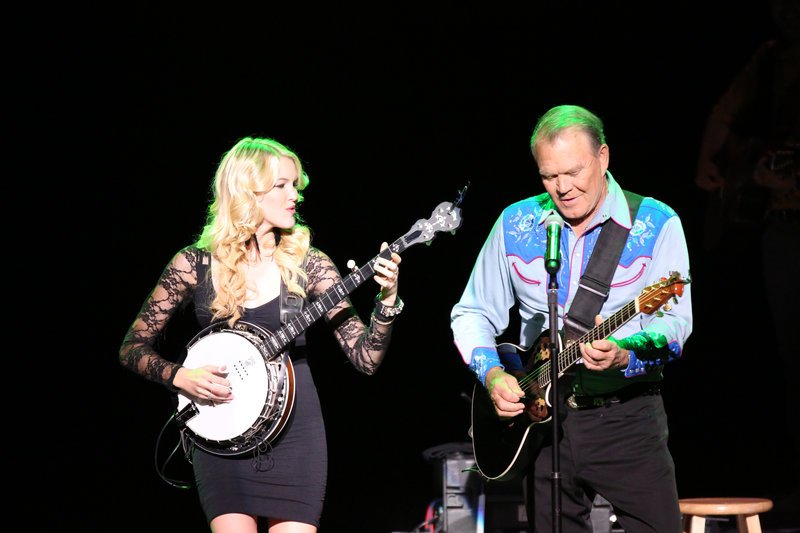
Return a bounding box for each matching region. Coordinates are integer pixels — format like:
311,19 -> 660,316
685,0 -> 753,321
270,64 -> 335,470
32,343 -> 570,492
469,272 -> 689,482
470,334 -> 557,482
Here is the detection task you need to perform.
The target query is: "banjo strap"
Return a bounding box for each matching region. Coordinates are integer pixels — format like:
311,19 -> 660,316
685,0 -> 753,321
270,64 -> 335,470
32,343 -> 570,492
280,254 -> 308,348
198,249 -> 308,347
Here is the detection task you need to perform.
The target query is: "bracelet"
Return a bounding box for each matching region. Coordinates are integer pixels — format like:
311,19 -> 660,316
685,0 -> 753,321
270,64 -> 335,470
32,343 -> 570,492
374,294 -> 404,321
372,314 -> 395,326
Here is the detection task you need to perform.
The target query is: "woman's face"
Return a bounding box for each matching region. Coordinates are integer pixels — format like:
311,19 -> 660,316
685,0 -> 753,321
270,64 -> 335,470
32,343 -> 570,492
257,156 -> 299,230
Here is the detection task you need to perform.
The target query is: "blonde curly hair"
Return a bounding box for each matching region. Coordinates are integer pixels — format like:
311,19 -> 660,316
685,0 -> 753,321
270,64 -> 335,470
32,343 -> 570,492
196,137 -> 311,324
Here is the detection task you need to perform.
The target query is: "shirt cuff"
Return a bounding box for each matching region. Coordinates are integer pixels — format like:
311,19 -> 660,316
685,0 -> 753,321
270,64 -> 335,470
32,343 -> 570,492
623,350 -> 647,377
469,347 -> 503,385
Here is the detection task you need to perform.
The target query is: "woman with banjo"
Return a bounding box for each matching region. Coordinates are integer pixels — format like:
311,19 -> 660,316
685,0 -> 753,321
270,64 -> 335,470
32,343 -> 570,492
119,137 -> 403,533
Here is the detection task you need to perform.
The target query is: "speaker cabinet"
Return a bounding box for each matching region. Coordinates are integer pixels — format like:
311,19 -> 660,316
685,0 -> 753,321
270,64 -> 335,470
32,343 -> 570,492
423,442 -> 618,533
441,453 -> 482,532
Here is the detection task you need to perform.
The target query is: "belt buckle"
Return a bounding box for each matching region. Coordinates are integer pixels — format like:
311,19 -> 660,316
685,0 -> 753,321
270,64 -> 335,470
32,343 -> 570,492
566,394 -> 606,409
567,394 -> 579,409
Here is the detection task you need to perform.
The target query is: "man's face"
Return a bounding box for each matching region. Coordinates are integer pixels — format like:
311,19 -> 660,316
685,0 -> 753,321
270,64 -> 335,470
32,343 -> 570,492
534,128 -> 609,231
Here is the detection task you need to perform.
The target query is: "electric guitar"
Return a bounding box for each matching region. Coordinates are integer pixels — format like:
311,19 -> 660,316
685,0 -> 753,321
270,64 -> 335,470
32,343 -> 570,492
470,272 -> 689,481
175,191 -> 467,456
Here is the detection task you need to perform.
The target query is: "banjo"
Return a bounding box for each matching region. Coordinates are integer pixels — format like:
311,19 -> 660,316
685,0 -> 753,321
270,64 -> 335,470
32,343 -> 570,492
176,195 -> 466,456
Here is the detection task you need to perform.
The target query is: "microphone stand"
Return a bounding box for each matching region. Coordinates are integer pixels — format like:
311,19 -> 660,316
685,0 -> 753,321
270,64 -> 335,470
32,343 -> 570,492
545,260 -> 562,533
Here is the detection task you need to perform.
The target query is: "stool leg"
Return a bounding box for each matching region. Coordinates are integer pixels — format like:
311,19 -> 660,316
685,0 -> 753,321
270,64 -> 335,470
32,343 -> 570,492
686,515 -> 706,533
736,513 -> 762,533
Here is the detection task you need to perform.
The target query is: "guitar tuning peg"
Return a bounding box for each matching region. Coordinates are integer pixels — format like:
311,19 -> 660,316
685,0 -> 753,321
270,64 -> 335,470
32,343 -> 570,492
662,304 -> 672,312
346,259 -> 357,273
425,241 -> 432,246
450,229 -> 457,235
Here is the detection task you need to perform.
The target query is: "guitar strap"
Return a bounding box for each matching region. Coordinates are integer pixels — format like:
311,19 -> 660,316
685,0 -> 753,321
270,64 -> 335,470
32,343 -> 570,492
563,190 -> 643,342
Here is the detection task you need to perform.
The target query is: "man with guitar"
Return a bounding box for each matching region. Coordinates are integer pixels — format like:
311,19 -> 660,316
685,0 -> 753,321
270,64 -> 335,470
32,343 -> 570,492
119,137 -> 406,533
451,105 -> 693,532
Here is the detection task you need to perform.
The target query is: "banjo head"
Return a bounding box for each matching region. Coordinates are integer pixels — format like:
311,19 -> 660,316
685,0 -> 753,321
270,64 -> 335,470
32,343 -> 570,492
176,322 -> 294,455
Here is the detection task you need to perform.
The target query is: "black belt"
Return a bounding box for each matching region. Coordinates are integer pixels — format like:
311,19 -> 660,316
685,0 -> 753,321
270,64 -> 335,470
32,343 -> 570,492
567,382 -> 662,410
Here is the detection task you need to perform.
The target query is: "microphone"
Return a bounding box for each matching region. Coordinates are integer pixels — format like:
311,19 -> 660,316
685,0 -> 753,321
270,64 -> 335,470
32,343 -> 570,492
544,213 -> 564,274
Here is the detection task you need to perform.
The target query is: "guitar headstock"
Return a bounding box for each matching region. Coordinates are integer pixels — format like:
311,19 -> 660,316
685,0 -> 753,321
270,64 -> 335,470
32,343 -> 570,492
401,200 -> 464,247
637,271 -> 690,316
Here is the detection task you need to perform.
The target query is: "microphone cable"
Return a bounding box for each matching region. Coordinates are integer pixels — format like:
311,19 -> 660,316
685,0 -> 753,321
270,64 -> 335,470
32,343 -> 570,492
154,410 -> 192,490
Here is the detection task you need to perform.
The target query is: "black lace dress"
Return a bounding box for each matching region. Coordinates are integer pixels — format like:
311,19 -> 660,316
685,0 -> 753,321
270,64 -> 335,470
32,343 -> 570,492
119,245 -> 393,527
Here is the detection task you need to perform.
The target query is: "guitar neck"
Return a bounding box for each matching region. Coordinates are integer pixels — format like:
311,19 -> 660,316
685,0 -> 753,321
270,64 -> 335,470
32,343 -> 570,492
538,298 -> 640,388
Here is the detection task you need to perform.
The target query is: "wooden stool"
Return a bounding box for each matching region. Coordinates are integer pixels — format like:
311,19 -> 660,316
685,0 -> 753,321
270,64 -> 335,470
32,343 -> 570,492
679,497 -> 773,533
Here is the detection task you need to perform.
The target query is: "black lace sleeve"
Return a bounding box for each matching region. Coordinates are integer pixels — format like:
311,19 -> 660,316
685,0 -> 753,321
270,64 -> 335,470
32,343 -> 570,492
305,247 -> 394,375
119,247 -> 200,388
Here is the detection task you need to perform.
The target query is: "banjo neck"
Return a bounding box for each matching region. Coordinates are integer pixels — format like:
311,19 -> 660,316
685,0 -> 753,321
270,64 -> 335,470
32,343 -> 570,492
264,243 -> 401,358
262,199 -> 464,358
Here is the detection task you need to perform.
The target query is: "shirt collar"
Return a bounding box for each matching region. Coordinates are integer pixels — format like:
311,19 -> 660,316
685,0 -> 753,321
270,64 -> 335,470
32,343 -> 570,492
603,172 -> 634,229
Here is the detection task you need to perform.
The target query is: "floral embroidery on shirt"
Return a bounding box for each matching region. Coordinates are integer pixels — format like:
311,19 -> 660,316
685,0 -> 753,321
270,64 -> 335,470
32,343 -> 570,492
629,215 -> 656,248
507,209 -> 537,246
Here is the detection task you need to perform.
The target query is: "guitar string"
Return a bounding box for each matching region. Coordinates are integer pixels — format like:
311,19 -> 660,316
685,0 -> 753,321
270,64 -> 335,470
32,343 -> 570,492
513,277 -> 680,394
515,300 -> 637,393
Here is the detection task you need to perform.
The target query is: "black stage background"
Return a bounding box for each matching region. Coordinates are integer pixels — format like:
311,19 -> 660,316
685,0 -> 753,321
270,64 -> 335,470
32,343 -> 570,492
44,3 -> 799,531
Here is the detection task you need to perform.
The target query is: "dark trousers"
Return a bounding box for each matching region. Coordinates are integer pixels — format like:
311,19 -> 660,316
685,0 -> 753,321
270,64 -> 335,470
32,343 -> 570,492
524,393 -> 680,533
